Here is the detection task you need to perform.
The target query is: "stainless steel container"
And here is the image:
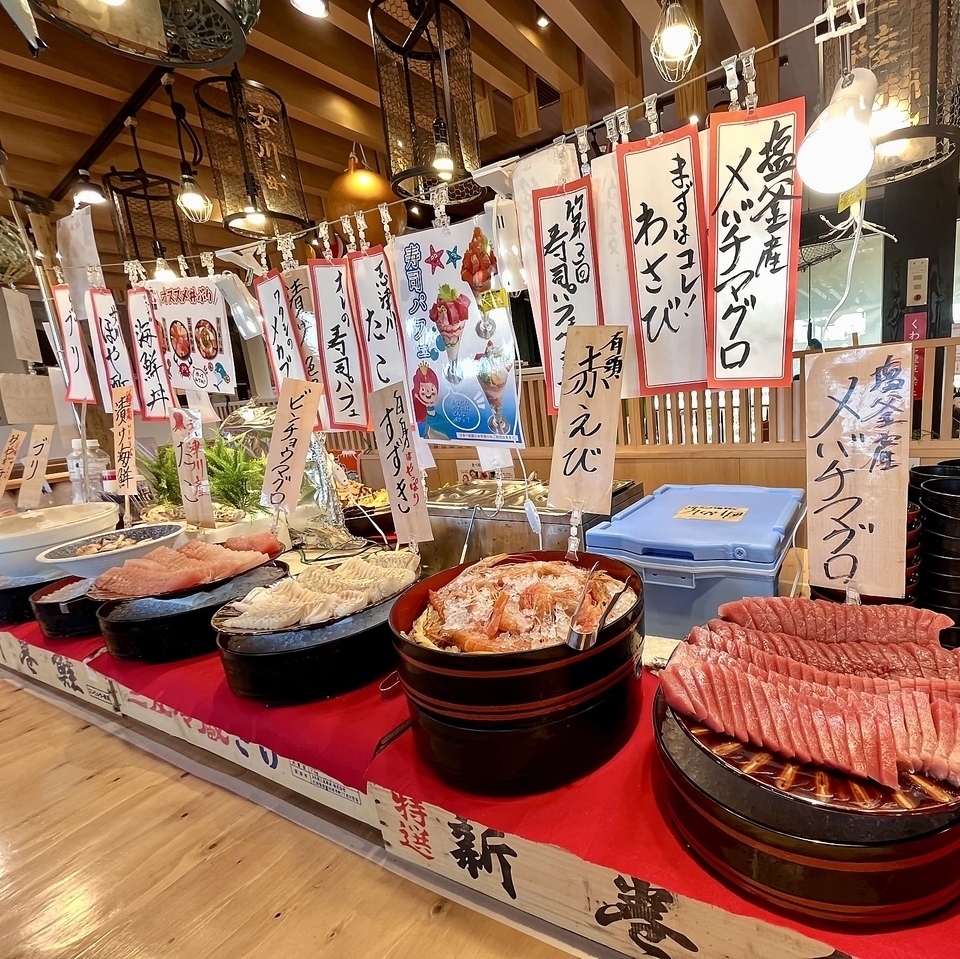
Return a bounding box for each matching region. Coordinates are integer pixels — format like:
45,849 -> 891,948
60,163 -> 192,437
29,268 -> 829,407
419,479 -> 642,574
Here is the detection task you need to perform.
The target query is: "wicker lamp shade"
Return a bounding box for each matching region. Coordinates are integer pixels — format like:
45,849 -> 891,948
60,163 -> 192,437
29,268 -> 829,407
195,71 -> 310,239
0,218 -> 31,285
370,0 -> 483,205
326,156 -> 407,247
28,0 -> 259,68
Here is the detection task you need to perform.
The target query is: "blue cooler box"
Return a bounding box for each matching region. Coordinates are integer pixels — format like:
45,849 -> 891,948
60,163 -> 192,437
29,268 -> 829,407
586,484 -> 805,639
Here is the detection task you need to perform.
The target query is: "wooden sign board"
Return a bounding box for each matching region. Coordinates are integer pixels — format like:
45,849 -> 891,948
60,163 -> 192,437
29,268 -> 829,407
2,287 -> 41,363
547,325 -> 628,516
806,344 -> 911,599
0,429 -> 26,500
16,425 -> 53,510
260,378 -> 322,514
169,408 -> 215,528
0,373 -> 57,425
112,386 -> 137,495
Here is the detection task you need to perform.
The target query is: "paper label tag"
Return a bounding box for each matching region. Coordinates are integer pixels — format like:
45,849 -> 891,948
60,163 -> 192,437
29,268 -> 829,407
260,378 -> 322,513
0,429 -> 26,500
478,288 -> 509,313
674,505 -> 749,522
838,180 -> 867,214
112,386 -> 137,495
17,425 -> 53,510
3,288 -> 41,363
169,408 -> 216,528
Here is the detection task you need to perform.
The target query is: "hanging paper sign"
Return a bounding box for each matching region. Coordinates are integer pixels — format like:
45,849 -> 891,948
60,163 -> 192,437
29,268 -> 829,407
0,429 -> 26,500
2,287 -> 41,363
16,425 -> 53,510
56,205 -> 100,322
86,288 -> 141,415
147,277 -> 236,394
532,175 -> 604,413
806,344 -> 911,599
127,288 -> 174,421
309,257 -> 371,431
903,311 -> 927,401
368,382 -> 433,545
707,99 -> 805,388
547,325 -> 627,516
260,377 -> 322,513
590,151 -> 642,398
169,407 -> 216,528
349,247 -> 407,390
254,270 -> 309,390
392,215 -> 523,447
283,267 -> 322,384
618,124 -> 709,394
51,285 -> 95,404
112,386 -> 137,496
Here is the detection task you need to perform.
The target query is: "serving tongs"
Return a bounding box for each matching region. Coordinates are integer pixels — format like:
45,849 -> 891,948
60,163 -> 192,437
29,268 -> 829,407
566,563 -> 628,651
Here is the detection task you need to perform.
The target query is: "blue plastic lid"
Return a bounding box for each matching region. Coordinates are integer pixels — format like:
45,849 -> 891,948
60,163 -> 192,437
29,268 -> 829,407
586,484 -> 805,565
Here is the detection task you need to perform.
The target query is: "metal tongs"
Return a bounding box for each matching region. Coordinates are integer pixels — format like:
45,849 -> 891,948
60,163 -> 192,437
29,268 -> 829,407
566,563 -> 628,651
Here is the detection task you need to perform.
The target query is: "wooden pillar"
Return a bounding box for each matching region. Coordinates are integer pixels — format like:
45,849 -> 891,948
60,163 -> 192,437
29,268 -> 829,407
674,0 -> 707,122
560,52 -> 590,132
475,80 -> 497,140
757,0 -> 780,105
513,69 -> 541,138
614,25 -> 644,111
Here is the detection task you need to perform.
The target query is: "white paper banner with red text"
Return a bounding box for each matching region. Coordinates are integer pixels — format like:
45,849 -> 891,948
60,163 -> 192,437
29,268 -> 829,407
85,288 -> 140,414
51,285 -> 96,404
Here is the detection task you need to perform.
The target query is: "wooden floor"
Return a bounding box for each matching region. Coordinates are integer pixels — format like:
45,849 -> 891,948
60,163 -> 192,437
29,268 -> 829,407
0,679 -> 571,959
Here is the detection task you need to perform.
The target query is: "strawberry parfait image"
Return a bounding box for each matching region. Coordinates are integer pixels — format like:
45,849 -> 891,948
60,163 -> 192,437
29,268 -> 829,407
476,340 -> 514,434
461,226 -> 500,337
430,283 -> 471,384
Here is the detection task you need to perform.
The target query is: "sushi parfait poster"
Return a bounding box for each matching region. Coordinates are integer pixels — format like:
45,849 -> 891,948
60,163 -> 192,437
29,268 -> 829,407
393,214 -> 523,447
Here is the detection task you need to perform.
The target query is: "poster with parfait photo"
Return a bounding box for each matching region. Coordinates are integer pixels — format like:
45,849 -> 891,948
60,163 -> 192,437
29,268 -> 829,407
393,212 -> 524,447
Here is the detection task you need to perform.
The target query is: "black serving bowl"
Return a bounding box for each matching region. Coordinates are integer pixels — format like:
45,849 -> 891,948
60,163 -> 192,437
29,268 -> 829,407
343,505 -> 395,542
389,551 -> 644,794
923,527 -> 960,559
920,498 -> 960,539
0,575 -> 61,627
911,464 -> 960,497
921,478 -> 960,517
918,584 -> 960,611
924,551 -> 960,579
926,567 -> 960,593
29,576 -> 101,639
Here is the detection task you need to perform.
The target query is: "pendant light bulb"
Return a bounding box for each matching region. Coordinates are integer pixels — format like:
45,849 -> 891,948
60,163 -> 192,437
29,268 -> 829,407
176,173 -> 213,224
243,202 -> 267,228
432,139 -> 454,175
797,67 -> 878,195
72,169 -> 106,206
153,259 -> 177,281
291,0 -> 328,17
651,0 -> 701,83
98,0 -> 126,6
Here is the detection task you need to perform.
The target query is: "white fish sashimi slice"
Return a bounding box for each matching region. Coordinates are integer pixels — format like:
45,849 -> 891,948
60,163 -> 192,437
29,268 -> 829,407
233,587 -> 278,612
227,603 -> 303,631
297,567 -> 347,593
329,589 -> 371,619
366,550 -> 419,572
335,557 -> 385,580
302,597 -> 337,625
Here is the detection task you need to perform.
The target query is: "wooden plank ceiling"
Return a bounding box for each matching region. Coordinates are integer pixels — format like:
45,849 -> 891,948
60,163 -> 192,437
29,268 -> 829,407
0,0 -> 781,288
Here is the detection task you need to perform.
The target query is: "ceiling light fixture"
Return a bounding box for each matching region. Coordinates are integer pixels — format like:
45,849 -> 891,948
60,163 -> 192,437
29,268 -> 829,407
153,258 -> 177,281
689,114 -> 699,125
650,0 -> 701,83
72,170 -> 107,206
291,0 -> 329,17
162,74 -> 214,224
535,6 -> 550,28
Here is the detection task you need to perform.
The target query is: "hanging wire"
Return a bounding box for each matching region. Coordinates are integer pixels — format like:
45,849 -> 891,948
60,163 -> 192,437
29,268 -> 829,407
161,73 -> 204,172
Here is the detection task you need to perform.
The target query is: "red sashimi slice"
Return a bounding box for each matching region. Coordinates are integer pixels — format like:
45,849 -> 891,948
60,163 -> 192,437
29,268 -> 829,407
930,699 -> 954,782
223,531 -> 284,557
856,712 -> 881,786
659,668 -> 701,721
778,695 -> 811,764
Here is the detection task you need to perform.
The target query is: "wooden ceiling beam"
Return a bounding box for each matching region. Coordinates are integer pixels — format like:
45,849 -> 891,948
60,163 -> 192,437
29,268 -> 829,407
619,0 -> 663,41
717,0 -> 770,52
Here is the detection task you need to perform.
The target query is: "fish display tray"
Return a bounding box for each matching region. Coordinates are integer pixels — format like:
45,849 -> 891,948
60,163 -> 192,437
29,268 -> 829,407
0,574 -> 63,627
217,594 -> 399,704
97,562 -> 288,663
343,504 -> 395,541
653,688 -> 960,922
30,576 -> 101,639
389,551 -> 644,795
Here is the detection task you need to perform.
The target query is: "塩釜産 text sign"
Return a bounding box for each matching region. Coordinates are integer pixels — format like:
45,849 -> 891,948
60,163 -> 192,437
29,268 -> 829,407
806,344 -> 911,599
547,325 -> 628,516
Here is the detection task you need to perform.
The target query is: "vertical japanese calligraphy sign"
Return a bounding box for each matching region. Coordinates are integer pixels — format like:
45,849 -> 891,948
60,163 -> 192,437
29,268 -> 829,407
618,124 -> 709,394
17,425 -> 53,510
368,382 -> 433,545
707,98 -> 805,389
532,175 -> 604,413
308,257 -> 371,431
169,407 -> 216,528
547,325 -> 628,516
903,311 -> 927,401
254,269 -> 309,390
51,285 -> 95,404
0,429 -> 26,500
805,344 -> 911,599
86,287 -> 141,415
282,266 -> 323,385
260,377 -> 322,513
348,246 -> 408,391
112,386 -> 137,495
127,288 -> 174,420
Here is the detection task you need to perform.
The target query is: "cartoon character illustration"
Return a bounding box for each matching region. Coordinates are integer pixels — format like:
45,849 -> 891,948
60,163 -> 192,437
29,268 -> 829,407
213,362 -> 230,389
178,361 -> 191,378
412,362 -> 440,425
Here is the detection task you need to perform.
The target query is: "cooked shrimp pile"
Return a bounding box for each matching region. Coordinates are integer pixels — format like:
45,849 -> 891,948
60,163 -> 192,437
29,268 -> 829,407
409,554 -> 636,653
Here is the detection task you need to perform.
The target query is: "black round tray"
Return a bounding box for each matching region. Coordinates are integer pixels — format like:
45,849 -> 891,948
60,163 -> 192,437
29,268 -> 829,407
97,562 -> 288,663
30,576 -> 101,639
343,504 -> 395,540
0,574 -> 62,627
217,594 -> 399,704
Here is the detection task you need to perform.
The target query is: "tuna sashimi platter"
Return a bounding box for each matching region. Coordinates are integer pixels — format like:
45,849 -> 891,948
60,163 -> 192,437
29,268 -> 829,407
87,532 -> 284,601
659,597 -> 960,811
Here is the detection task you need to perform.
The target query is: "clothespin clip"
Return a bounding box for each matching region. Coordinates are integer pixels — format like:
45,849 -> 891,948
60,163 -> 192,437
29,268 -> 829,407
123,259 -> 146,286
574,124 -> 590,176
431,184 -> 450,229
339,215 -> 357,253
378,203 -> 393,246
722,55 -> 741,112
603,112 -> 619,151
616,106 -> 631,143
317,221 -> 333,260
177,254 -> 190,277
643,94 -> 660,138
256,240 -> 269,273
200,251 -> 215,277
86,264 -> 105,288
277,233 -> 297,271
553,135 -> 569,188
740,48 -> 758,113
354,210 -> 370,251
53,264 -> 64,285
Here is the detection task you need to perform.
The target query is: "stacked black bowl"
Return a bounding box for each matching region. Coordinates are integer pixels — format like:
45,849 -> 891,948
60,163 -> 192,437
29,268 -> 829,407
915,462 -> 960,647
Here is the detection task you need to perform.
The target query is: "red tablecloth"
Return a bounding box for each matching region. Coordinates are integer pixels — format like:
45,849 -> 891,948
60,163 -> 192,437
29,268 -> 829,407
8,620 -> 105,662
366,671 -> 960,959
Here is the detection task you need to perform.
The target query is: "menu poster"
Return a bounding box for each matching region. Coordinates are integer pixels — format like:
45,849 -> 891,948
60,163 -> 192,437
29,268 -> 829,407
707,98 -> 804,389
805,344 -> 911,599
260,377 -> 322,513
86,288 -> 141,415
368,382 -> 433,545
309,257 -> 371,431
147,277 -> 237,394
51,285 -> 96,404
618,124 -> 709,394
348,247 -> 407,390
2,287 -> 42,363
254,270 -> 308,390
532,175 -> 604,413
16,425 -> 53,510
547,325 -> 628,516
127,288 -> 174,421
0,428 -> 26,500
169,407 -> 216,528
392,216 -> 523,447
112,386 -> 137,495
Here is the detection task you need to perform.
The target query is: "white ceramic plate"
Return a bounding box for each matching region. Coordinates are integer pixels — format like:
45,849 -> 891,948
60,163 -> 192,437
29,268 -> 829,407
36,523 -> 186,579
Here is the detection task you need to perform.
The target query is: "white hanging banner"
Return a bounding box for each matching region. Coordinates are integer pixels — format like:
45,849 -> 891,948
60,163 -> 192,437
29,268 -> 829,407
127,288 -> 175,421
50,285 -> 96,405
308,257 -> 371,432
2,287 -> 41,363
618,123 -> 709,394
147,276 -> 236,394
112,385 -> 137,495
348,247 -> 408,391
254,269 -> 309,389
283,267 -> 322,385
85,288 -> 141,415
169,407 -> 216,528
707,98 -> 805,388
532,175 -> 604,414
16,425 -> 53,510
590,151 -> 642,398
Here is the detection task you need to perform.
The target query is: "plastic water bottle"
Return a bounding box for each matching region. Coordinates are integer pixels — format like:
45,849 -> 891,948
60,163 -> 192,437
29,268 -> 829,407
67,439 -> 111,504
